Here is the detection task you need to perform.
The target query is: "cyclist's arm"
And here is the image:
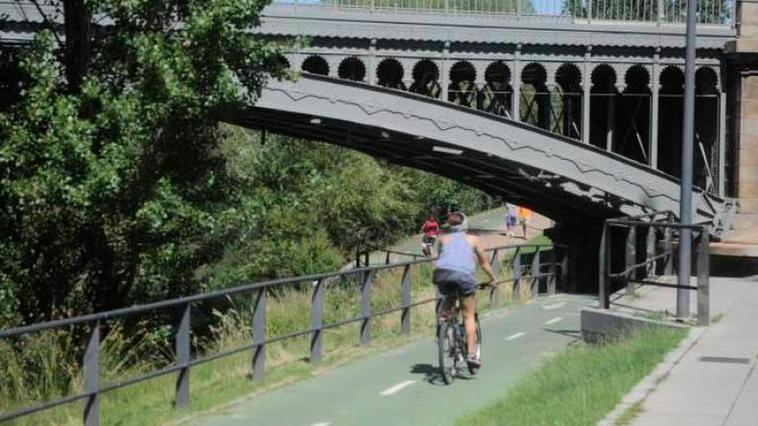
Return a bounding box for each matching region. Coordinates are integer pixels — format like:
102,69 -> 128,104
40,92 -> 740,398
472,237 -> 497,283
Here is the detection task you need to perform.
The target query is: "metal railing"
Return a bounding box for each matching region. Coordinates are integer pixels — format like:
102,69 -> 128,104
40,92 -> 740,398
0,242 -> 565,424
598,211 -> 710,325
270,0 -> 734,26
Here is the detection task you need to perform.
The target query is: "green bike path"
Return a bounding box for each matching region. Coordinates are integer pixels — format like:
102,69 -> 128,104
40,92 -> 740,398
194,294 -> 594,426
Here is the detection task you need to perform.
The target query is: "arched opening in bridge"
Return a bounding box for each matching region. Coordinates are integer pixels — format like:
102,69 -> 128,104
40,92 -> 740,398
410,59 -> 441,98
483,61 -> 512,118
694,67 -> 720,192
338,57 -> 366,82
376,58 -> 406,90
658,66 -> 685,178
554,63 -> 583,139
301,55 -> 329,76
520,63 -> 549,130
589,64 -> 618,151
616,65 -> 651,164
448,61 -> 477,107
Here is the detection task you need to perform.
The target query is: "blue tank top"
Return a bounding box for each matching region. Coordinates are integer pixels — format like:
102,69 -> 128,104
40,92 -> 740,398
436,232 -> 475,278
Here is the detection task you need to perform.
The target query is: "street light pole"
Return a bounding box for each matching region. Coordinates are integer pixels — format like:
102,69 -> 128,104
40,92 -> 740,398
677,0 -> 698,318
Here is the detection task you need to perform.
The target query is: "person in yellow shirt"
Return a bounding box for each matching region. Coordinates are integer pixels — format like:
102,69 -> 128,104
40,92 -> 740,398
517,206 -> 532,239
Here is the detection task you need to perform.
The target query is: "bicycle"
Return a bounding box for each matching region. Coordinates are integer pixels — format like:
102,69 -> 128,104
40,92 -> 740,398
436,282 -> 492,385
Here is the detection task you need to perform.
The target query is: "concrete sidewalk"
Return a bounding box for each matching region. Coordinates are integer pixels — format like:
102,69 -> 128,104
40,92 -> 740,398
616,276 -> 758,426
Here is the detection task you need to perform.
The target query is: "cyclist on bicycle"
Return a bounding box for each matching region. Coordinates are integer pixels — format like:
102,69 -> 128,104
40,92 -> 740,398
433,211 -> 497,371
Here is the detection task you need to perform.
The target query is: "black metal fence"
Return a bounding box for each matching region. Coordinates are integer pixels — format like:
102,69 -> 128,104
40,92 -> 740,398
0,242 -> 565,425
598,211 -> 710,325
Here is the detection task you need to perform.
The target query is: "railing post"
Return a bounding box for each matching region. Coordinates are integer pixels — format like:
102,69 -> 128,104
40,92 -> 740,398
385,251 -> 391,265
489,249 -> 500,306
400,264 -> 412,335
310,279 -> 325,363
175,303 -> 190,408
512,247 -> 522,300
531,248 -> 540,299
83,320 -> 100,426
360,270 -> 374,346
599,223 -> 610,309
252,288 -> 267,382
625,226 -> 637,295
697,228 -> 710,326
548,248 -> 557,296
664,226 -> 674,275
646,226 -> 656,278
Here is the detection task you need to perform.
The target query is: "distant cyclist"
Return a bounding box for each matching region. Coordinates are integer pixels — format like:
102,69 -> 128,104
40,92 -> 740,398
420,214 -> 440,257
433,211 -> 497,371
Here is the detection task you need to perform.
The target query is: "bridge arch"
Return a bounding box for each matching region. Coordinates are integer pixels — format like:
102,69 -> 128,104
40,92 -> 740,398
302,55 -> 329,76
448,60 -> 477,107
695,67 -> 720,192
658,66 -> 685,178
520,62 -> 550,130
483,61 -> 513,118
589,64 -> 618,151
338,57 -> 367,82
410,59 -> 441,98
554,63 -> 583,139
376,58 -> 405,90
617,65 -> 651,164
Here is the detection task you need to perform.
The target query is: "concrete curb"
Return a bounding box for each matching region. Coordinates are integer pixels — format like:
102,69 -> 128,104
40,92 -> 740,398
597,326 -> 706,426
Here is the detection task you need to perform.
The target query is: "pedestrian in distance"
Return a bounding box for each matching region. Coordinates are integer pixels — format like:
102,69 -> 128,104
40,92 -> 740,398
517,205 -> 532,239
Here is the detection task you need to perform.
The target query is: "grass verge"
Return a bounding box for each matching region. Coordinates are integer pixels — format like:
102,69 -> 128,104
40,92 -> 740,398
456,327 -> 687,426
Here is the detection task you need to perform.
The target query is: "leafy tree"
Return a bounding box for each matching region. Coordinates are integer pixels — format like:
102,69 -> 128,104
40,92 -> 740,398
0,0 -> 288,327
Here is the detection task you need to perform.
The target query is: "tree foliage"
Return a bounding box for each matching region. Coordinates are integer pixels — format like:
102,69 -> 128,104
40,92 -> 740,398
0,0 -> 288,326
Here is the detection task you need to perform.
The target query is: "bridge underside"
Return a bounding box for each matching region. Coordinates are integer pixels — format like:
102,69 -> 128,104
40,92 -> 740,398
231,107 -> 613,227
228,74 -> 735,236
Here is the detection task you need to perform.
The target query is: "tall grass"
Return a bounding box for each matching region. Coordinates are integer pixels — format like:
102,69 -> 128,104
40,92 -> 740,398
457,327 -> 687,426
0,248 -> 534,425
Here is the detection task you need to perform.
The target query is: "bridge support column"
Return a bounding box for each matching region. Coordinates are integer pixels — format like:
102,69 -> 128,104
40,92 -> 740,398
441,41 -> 450,102
582,46 -> 592,144
650,48 -> 661,169
513,44 -> 522,122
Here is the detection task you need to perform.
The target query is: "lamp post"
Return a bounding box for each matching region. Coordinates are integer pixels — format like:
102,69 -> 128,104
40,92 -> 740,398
677,0 -> 698,318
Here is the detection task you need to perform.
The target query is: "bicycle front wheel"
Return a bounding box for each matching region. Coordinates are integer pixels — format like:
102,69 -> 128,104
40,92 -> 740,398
437,321 -> 457,385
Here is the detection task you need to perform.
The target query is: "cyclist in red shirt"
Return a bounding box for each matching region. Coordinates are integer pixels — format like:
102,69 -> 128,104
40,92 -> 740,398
420,215 -> 440,256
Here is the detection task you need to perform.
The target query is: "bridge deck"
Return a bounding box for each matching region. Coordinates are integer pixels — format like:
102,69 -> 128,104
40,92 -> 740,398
192,294 -> 594,426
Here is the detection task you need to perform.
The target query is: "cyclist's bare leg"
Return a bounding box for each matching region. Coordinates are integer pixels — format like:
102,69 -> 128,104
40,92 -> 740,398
460,294 -> 477,357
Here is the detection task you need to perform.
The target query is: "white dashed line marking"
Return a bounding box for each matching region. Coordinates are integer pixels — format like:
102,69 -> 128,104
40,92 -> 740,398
311,423 -> 331,426
505,332 -> 526,341
545,317 -> 563,325
380,380 -> 417,396
542,302 -> 565,310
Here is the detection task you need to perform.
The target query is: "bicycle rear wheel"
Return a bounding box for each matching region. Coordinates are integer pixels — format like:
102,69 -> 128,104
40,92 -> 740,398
437,320 -> 457,385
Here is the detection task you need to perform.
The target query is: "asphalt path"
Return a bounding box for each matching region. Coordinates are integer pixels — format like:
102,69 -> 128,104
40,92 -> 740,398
194,294 -> 594,426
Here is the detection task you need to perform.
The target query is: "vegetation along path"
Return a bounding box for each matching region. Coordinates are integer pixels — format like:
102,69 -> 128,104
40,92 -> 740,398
192,293 -> 593,426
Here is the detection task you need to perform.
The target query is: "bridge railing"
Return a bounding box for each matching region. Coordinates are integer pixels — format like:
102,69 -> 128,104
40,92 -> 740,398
271,0 -> 734,26
0,242 -> 566,424
598,211 -> 710,325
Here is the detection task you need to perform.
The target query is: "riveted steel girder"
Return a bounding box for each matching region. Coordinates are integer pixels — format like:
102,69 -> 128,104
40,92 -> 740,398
231,74 -> 735,236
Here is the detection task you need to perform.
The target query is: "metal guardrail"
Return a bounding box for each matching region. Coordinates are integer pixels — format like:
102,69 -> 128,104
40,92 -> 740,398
0,242 -> 565,424
270,0 -> 734,26
598,211 -> 710,325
